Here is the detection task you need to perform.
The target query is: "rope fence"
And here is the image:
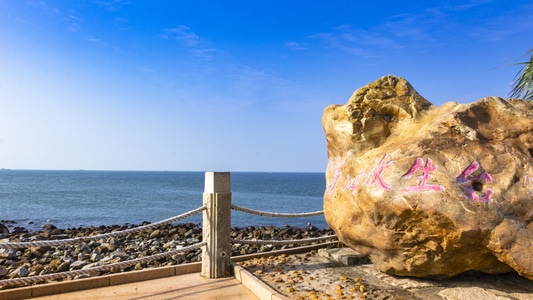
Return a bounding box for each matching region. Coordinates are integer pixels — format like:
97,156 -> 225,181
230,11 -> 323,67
232,235 -> 336,246
0,171 -> 338,287
0,206 -> 206,250
231,204 -> 324,218
230,204 -> 337,246
0,242 -> 206,287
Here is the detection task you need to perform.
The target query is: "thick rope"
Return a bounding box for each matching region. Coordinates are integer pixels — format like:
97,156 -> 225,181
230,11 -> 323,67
232,234 -> 337,246
0,241 -> 206,287
231,205 -> 323,218
0,206 -> 206,249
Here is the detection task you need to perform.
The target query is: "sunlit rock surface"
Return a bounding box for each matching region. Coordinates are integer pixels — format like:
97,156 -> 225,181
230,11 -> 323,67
322,75 -> 533,280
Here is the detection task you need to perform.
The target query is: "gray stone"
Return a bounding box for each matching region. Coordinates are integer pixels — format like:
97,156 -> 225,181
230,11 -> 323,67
11,266 -> 29,278
70,260 -> 87,270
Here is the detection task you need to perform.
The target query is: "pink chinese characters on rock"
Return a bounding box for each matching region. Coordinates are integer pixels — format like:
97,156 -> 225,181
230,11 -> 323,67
342,171 -> 365,195
457,161 -> 494,202
363,155 -> 393,191
327,155 -> 393,195
329,156 -> 500,204
401,157 -> 445,192
327,169 -> 342,195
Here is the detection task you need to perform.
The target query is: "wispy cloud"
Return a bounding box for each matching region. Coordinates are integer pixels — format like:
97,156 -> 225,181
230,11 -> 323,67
203,64 -> 306,113
29,1 -> 127,49
31,0 -> 61,15
66,14 -> 82,32
442,0 -> 494,11
307,28 -> 389,58
85,36 -> 105,45
304,15 -> 425,58
92,0 -> 128,12
463,3 -> 533,42
161,26 -> 218,60
161,26 -> 200,47
85,36 -> 120,52
296,1 -> 530,57
285,41 -> 307,51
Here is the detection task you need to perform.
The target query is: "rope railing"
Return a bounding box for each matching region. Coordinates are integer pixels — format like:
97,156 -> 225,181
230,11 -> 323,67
0,206 -> 206,250
232,235 -> 336,246
231,204 -> 324,218
230,204 -> 338,247
0,241 -> 206,287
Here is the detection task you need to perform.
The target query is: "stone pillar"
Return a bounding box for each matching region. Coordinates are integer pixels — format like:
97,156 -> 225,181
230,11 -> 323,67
201,172 -> 232,278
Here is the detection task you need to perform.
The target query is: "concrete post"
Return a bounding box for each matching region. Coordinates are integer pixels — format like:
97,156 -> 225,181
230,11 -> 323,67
201,172 -> 232,278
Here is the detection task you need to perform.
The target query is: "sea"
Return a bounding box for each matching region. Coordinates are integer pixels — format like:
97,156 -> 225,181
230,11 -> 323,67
0,170 -> 328,232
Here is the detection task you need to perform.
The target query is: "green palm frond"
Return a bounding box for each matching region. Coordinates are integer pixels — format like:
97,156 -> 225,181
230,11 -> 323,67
510,49 -> 533,101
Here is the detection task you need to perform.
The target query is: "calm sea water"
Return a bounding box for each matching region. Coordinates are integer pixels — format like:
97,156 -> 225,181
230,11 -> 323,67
0,170 -> 328,232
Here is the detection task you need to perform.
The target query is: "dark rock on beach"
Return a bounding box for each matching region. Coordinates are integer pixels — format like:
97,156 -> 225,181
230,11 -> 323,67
0,224 -> 9,235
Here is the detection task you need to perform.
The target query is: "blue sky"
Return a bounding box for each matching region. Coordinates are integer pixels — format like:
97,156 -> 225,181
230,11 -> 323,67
0,1 -> 532,172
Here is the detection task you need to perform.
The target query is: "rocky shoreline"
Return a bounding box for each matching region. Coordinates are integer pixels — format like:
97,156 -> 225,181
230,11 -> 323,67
0,221 -> 335,289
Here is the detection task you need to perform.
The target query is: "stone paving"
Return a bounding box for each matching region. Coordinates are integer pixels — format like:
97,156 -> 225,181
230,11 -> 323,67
238,247 -> 533,300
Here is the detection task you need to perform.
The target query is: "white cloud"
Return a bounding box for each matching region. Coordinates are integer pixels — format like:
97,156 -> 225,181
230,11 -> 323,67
92,0 -> 128,12
161,26 -> 218,60
65,14 -> 82,32
84,36 -> 120,52
463,3 -> 533,42
285,41 -> 307,50
302,2 -> 532,58
308,30 -> 371,57
163,26 -> 200,47
31,0 -> 62,15
85,36 -> 103,44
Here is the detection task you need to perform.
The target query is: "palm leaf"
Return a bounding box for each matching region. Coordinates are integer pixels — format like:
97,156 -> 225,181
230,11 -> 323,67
510,49 -> 533,101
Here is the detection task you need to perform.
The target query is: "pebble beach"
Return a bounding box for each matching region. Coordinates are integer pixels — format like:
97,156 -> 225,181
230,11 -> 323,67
0,221 -> 335,289
3,222 -> 533,299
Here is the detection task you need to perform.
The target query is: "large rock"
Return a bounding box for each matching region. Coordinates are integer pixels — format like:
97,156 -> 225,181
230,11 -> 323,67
322,75 -> 533,280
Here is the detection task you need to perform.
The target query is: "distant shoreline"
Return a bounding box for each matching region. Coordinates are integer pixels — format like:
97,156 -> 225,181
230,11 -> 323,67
0,218 -> 330,234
